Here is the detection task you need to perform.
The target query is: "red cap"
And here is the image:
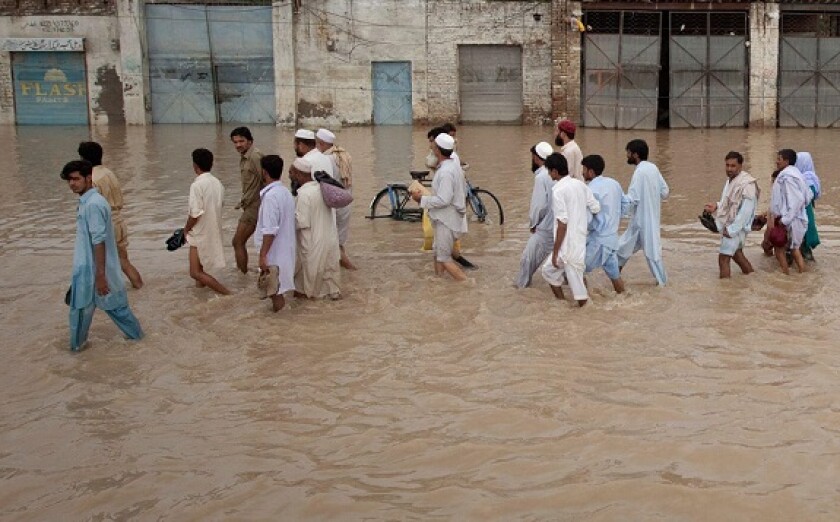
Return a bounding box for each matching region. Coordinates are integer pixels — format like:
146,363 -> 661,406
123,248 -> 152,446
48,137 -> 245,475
557,119 -> 576,135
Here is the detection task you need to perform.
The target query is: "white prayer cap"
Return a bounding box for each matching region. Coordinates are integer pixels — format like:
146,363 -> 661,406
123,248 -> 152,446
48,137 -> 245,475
435,133 -> 455,150
316,128 -> 335,144
292,158 -> 312,173
294,129 -> 315,140
535,141 -> 553,160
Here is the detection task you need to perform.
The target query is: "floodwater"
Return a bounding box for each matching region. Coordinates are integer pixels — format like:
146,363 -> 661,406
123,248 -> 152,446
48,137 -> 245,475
1,124 -> 839,520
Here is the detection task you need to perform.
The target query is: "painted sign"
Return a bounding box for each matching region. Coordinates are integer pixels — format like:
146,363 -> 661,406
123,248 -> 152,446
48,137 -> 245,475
12,52 -> 88,125
1,38 -> 84,52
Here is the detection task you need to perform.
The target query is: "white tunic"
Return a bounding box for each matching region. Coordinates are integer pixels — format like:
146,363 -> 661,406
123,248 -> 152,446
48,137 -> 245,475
561,140 -> 584,182
303,149 -> 335,179
294,181 -> 341,298
187,172 -> 225,271
255,181 -> 297,294
552,175 -> 600,272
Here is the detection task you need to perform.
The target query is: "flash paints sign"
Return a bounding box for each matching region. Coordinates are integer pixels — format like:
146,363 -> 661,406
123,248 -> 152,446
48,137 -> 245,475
12,52 -> 88,124
17,69 -> 86,104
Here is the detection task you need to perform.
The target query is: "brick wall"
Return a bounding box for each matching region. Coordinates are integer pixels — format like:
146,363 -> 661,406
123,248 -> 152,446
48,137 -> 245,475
551,0 -> 581,125
0,0 -> 116,16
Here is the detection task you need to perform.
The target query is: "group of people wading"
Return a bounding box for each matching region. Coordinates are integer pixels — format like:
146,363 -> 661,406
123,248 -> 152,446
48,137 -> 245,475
59,121 -> 823,351
60,127 -> 356,351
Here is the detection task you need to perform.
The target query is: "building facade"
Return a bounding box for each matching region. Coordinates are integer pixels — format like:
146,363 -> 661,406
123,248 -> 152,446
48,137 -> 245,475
0,0 -> 837,128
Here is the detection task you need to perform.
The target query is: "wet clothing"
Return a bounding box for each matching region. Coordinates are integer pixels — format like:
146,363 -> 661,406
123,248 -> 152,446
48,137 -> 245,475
560,140 -> 584,182
585,175 -> 627,280
68,188 -> 142,350
255,181 -> 296,295
92,165 -> 129,249
517,166 -> 556,288
294,181 -> 341,298
542,176 -> 600,300
303,148 -> 334,180
795,152 -> 821,254
771,166 -> 811,249
421,157 -> 467,263
187,172 -> 226,270
238,146 -> 264,226
616,161 -> 669,286
324,146 -> 352,247
714,171 -> 758,256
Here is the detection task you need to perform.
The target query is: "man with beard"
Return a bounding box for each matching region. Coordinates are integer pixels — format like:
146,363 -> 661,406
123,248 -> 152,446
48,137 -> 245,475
555,118 -> 583,181
616,139 -> 670,286
516,141 -> 555,288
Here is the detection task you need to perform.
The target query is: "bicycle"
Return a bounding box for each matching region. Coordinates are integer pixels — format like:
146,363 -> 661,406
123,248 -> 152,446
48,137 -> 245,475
367,170 -> 504,225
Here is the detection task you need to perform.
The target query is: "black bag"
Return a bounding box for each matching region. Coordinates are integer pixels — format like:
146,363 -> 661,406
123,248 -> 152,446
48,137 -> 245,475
165,228 -> 186,251
698,210 -> 718,233
65,286 -> 72,306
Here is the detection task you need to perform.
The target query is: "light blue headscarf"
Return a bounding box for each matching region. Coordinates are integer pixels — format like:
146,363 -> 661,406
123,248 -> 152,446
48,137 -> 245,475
795,151 -> 821,200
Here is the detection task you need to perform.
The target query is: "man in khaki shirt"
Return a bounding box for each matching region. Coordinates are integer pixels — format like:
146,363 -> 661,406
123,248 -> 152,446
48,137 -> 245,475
230,126 -> 264,274
78,141 -> 143,289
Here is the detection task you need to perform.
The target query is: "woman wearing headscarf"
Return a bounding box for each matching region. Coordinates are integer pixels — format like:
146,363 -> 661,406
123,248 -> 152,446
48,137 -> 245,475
795,151 -> 821,260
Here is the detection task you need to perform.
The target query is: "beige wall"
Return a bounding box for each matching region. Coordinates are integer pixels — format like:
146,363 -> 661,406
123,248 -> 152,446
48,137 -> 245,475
0,15 -> 125,124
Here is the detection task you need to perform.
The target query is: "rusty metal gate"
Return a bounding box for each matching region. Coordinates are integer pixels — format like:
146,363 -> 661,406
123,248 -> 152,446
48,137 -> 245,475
779,13 -> 840,127
146,4 -> 275,124
583,11 -> 661,130
669,12 -> 748,128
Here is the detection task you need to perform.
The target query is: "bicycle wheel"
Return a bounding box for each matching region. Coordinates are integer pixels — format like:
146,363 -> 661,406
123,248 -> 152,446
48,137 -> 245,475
470,188 -> 505,225
369,185 -> 410,219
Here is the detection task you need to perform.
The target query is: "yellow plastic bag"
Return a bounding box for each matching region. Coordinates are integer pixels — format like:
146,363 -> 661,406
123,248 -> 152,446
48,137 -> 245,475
422,210 -> 434,250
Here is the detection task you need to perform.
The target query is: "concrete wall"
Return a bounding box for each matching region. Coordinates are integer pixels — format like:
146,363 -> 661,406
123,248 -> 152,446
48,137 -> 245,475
117,0 -> 149,124
0,15 -> 125,125
287,0 -> 429,127
285,0 -> 553,126
749,1 -> 779,127
427,0 -> 554,125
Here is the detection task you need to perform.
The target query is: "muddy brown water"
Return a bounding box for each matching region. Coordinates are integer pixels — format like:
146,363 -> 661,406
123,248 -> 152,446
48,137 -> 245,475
1,125 -> 839,519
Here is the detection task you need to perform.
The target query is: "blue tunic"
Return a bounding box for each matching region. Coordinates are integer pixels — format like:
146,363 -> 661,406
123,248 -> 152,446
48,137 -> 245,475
616,161 -> 669,285
69,188 -> 128,311
585,175 -> 628,276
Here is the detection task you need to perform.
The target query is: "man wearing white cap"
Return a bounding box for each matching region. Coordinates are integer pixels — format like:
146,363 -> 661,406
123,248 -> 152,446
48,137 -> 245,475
316,128 -> 356,270
293,129 -> 334,179
410,133 -> 468,282
516,141 -> 555,288
288,158 -> 341,299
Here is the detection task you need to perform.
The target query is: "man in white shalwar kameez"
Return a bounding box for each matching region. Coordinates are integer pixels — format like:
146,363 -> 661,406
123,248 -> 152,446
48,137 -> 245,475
555,119 -> 584,182
184,148 -> 230,295
410,133 -> 468,282
316,128 -> 356,270
582,155 -> 627,294
516,141 -> 555,288
616,139 -> 670,286
541,153 -> 600,306
255,155 -> 296,311
770,148 -> 812,274
289,159 -> 341,299
703,151 -> 758,279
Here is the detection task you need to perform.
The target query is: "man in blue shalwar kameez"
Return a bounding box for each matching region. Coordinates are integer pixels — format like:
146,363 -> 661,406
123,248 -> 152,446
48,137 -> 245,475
62,160 -> 143,352
582,155 -> 628,294
616,139 -> 670,286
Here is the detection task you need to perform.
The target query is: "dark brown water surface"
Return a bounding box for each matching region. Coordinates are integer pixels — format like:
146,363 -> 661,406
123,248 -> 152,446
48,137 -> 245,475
1,125 -> 839,520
